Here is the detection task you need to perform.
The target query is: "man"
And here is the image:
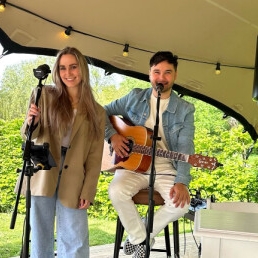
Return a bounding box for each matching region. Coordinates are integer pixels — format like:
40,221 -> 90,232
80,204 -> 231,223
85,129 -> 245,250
104,51 -> 195,258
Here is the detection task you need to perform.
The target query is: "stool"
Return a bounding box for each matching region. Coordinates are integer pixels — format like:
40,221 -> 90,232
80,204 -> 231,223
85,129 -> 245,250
113,189 -> 180,258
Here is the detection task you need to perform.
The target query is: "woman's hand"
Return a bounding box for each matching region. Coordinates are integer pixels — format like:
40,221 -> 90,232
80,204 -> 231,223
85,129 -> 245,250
78,199 -> 91,209
27,103 -> 41,126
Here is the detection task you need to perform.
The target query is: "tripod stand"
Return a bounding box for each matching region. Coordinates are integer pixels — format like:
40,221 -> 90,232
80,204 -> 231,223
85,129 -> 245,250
10,64 -> 55,258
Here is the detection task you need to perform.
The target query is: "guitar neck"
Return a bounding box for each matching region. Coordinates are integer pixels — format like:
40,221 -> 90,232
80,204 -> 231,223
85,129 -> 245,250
106,115 -> 221,171
132,144 -> 189,162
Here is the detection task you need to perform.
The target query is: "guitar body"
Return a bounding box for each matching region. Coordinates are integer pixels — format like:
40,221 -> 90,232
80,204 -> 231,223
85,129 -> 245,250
101,116 -> 221,172
109,116 -> 152,172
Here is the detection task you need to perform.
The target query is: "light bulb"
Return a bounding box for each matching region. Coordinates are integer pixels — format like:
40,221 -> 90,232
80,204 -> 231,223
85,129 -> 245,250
123,44 -> 129,57
215,62 -> 221,75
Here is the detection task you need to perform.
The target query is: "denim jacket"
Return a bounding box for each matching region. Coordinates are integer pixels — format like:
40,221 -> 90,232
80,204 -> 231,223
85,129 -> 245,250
104,87 -> 195,186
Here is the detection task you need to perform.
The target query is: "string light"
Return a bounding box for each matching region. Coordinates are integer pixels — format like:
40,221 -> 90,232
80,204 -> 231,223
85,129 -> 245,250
0,0 -> 6,12
215,62 -> 221,75
123,44 -> 129,57
3,2 -> 254,72
64,26 -> 73,37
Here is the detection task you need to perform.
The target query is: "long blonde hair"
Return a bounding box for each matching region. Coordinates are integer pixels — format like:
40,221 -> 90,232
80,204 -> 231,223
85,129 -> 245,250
48,47 -> 101,138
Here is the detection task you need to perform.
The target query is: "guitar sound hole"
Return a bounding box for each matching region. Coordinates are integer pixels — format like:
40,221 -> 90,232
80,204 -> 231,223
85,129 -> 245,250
126,139 -> 134,154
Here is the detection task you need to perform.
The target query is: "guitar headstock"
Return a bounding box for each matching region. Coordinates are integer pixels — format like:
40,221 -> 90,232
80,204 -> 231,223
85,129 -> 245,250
188,154 -> 223,170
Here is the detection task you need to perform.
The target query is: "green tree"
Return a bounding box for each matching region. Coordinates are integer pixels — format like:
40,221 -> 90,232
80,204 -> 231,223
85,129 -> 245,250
118,76 -> 150,93
93,75 -> 149,105
189,97 -> 258,202
0,56 -> 55,120
0,57 -> 258,219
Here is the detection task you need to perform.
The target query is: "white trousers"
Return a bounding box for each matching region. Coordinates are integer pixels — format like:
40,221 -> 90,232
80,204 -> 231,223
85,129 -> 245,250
108,169 -> 189,245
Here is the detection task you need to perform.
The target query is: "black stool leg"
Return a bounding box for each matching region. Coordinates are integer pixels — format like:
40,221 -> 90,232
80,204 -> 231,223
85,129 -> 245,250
113,217 -> 124,258
113,217 -> 178,258
164,224 -> 172,257
173,220 -> 180,258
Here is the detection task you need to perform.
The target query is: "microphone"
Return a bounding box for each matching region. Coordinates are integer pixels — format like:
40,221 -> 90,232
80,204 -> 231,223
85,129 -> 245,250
33,64 -> 51,80
156,83 -> 164,93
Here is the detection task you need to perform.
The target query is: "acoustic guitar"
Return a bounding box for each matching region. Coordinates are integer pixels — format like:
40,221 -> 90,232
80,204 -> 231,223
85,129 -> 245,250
101,116 -> 222,173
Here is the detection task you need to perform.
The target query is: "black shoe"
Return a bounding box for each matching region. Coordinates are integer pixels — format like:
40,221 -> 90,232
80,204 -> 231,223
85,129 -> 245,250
123,236 -> 136,255
132,244 -> 145,258
132,239 -> 155,258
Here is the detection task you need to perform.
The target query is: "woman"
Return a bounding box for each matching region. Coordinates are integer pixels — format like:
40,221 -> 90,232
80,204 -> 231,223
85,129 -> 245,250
20,47 -> 105,257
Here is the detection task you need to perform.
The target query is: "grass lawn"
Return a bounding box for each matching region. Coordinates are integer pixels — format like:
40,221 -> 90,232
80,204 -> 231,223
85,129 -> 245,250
0,213 -> 118,258
0,213 -> 192,258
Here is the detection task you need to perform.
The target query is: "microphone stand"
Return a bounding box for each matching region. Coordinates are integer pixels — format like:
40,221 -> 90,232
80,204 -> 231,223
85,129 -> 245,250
145,87 -> 162,258
10,78 -> 45,258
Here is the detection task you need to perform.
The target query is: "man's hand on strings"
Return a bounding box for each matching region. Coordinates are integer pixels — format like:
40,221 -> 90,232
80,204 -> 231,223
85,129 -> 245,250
110,133 -> 129,158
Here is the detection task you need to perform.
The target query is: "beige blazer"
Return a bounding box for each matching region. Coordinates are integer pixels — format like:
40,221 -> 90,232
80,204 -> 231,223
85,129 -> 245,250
18,87 -> 106,208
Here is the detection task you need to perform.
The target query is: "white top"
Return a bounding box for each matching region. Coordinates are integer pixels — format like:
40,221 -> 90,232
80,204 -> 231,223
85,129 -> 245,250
144,94 -> 177,175
61,109 -> 77,147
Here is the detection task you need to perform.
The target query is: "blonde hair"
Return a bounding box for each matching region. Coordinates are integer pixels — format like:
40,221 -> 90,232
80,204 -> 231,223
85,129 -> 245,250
48,47 -> 101,138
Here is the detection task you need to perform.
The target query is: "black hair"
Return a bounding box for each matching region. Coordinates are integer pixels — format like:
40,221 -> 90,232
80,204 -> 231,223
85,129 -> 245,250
149,51 -> 178,70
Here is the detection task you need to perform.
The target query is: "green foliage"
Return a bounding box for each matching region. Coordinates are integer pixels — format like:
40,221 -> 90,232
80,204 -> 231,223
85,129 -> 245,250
0,56 -> 55,120
88,172 -> 116,220
0,118 -> 25,213
94,75 -> 149,106
189,99 -> 258,203
118,76 -> 150,92
0,57 -> 258,219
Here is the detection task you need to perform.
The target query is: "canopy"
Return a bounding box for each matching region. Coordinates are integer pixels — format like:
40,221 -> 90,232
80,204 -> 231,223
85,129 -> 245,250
0,0 -> 257,140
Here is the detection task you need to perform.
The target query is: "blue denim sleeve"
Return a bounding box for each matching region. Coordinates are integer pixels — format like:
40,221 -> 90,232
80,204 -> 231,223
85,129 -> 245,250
173,103 -> 195,186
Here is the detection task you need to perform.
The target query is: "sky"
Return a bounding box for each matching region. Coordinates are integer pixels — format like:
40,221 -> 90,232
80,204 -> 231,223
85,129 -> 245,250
0,45 -> 37,81
1,43 -> 134,88
0,44 -> 123,86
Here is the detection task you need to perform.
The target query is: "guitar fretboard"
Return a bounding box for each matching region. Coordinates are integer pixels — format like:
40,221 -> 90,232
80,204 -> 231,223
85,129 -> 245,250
132,144 -> 189,162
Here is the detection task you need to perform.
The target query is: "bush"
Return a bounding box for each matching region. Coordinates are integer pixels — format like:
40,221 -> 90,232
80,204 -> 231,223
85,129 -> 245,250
1,118 -> 258,220
0,118 -> 25,213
